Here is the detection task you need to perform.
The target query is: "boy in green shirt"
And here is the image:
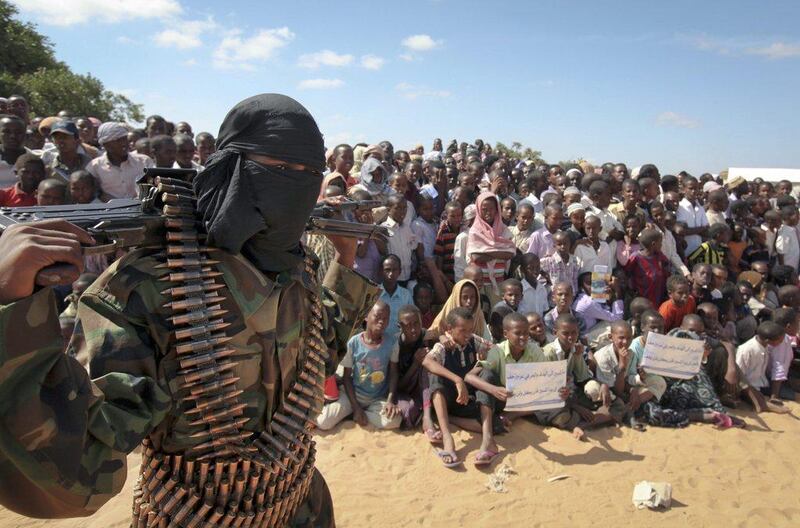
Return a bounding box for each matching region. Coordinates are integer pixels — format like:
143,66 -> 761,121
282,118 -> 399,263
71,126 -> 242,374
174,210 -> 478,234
466,312 -> 569,465
542,313 -> 617,438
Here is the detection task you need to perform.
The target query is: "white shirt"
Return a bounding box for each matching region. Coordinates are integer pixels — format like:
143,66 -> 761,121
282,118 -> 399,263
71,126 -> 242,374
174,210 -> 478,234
0,147 -> 33,189
574,240 -> 615,274
411,217 -> 437,259
173,160 -> 204,172
775,224 -> 800,271
736,336 -> 770,389
518,278 -> 550,316
676,198 -> 708,257
453,231 -> 469,281
521,194 -> 543,214
381,217 -> 419,281
761,224 -> 778,257
586,204 -> 623,257
87,152 -> 154,199
658,226 -> 689,276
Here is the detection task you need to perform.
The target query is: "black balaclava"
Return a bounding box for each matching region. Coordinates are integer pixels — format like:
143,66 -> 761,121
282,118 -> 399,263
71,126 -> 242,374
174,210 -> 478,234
194,94 -> 325,273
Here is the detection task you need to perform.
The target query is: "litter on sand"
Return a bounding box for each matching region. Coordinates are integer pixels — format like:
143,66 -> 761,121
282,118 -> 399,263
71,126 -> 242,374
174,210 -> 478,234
547,474 -> 571,482
632,481 -> 673,510
485,463 -> 516,493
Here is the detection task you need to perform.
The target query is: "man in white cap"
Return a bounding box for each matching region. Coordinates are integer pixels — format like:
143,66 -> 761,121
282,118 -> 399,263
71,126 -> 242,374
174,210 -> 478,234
86,122 -> 154,201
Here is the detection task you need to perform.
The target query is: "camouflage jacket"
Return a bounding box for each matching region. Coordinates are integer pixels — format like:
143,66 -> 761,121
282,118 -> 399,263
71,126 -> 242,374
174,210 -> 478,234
0,248 -> 378,518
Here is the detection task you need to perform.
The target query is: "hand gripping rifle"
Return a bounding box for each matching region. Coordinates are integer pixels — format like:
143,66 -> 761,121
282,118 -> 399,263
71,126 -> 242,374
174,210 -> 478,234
0,167 -> 387,284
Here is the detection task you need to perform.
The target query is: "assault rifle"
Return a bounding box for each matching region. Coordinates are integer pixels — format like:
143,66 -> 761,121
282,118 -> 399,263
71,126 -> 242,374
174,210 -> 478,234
0,167 -> 387,282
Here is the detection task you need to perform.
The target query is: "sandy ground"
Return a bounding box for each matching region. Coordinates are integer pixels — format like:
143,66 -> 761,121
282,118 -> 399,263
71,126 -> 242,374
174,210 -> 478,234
2,401 -> 799,528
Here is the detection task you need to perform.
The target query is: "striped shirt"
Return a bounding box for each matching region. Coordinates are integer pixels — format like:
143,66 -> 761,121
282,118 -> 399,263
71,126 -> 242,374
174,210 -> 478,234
687,242 -> 726,267
434,222 -> 459,281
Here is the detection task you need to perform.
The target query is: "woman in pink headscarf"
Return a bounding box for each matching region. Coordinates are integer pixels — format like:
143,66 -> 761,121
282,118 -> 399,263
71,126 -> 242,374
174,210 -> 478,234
467,191 -> 517,296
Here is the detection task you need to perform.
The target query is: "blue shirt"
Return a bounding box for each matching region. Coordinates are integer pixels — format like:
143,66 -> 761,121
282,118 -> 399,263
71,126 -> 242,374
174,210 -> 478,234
380,284 -> 414,339
341,332 -> 399,401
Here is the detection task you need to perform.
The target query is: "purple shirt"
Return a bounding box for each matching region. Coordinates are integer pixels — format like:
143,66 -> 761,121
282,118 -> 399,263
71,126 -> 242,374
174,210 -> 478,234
354,239 -> 381,283
573,292 -> 625,330
527,227 -> 555,257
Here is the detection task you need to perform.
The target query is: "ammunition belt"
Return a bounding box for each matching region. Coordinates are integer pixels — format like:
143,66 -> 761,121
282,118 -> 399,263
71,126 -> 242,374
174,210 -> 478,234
131,177 -> 328,528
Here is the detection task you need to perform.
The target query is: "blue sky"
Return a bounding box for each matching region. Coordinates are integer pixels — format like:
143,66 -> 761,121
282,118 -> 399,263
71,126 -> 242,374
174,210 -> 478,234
11,0 -> 800,174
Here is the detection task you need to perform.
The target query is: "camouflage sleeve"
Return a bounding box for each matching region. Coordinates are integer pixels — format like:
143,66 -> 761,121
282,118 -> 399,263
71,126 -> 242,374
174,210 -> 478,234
320,261 -> 380,373
0,287 -> 171,519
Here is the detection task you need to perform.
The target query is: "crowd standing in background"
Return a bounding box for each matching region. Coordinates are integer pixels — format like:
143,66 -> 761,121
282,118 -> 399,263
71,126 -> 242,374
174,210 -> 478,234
1,94 -> 798,468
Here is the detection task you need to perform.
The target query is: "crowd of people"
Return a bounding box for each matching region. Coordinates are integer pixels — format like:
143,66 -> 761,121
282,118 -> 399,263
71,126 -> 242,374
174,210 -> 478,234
1,94 -> 798,469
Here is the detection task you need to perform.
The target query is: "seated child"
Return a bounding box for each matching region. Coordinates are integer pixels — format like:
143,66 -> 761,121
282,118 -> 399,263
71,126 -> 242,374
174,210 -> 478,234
396,305 -> 436,434
316,302 -> 403,430
658,275 -> 696,332
465,312 -> 567,465
413,281 -> 436,328
544,281 -> 587,337
767,308 -> 798,402
542,314 -> 618,438
423,307 -> 493,467
526,312 -> 551,347
492,278 -> 523,313
736,321 -> 791,414
629,296 -> 654,337
517,253 -> 550,316
595,318 -> 666,425
573,271 -> 625,344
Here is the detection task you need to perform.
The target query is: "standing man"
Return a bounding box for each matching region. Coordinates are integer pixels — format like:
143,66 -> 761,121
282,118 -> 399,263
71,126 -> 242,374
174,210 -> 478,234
0,94 -> 377,527
46,120 -> 93,181
0,115 -> 30,188
86,122 -> 154,200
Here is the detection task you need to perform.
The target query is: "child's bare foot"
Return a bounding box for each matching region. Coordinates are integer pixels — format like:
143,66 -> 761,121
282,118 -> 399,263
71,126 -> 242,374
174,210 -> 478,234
572,426 -> 586,441
766,402 -> 791,414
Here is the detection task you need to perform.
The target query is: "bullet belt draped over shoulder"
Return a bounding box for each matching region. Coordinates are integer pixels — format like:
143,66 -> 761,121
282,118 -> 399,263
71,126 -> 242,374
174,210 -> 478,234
131,176 -> 327,528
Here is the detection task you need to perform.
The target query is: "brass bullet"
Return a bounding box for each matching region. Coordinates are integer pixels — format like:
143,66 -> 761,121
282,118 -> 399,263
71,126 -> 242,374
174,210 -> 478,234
178,348 -> 235,369
187,402 -> 247,426
257,432 -> 300,464
183,375 -> 239,397
174,319 -> 229,340
170,489 -> 200,526
178,361 -> 236,386
176,335 -> 232,355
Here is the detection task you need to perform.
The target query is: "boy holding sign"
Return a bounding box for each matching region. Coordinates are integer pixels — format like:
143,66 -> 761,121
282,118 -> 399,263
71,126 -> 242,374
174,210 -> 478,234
594,320 -> 667,423
542,314 -> 618,438
465,313 -> 569,465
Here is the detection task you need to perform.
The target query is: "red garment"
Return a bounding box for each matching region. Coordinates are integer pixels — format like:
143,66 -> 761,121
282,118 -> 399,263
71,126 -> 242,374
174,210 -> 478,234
0,184 -> 37,207
623,251 -> 670,307
421,310 -> 435,329
658,296 -> 697,332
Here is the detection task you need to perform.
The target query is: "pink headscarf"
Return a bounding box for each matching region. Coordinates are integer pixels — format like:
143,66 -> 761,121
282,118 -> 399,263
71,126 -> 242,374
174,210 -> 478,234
468,192 -> 516,255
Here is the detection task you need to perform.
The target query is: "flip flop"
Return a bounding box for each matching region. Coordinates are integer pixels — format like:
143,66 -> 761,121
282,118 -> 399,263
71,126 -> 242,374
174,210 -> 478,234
434,448 -> 462,468
474,449 -> 499,467
712,412 -> 736,429
425,428 -> 443,445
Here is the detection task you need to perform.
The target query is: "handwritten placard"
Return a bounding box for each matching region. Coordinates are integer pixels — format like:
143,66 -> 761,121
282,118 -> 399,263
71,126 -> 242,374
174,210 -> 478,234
641,332 -> 704,379
505,360 -> 567,411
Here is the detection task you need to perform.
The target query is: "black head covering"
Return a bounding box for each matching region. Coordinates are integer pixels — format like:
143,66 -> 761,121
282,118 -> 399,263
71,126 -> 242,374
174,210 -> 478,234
194,94 -> 325,273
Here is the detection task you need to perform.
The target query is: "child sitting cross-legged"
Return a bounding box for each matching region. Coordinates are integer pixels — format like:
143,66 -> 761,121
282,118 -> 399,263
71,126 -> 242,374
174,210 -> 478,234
395,304 -> 438,438
542,314 -> 618,439
423,307 -> 493,467
593,319 -> 666,430
464,312 -> 566,466
316,301 -> 403,430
